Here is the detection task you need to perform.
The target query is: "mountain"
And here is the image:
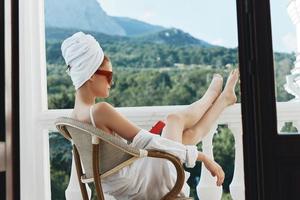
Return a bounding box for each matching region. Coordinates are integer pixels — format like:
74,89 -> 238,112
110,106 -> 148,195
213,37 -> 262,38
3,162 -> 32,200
45,27 -> 127,43
44,0 -> 126,36
44,0 -> 212,45
111,17 -> 165,36
44,0 -> 165,37
135,28 -> 213,47
46,27 -> 213,48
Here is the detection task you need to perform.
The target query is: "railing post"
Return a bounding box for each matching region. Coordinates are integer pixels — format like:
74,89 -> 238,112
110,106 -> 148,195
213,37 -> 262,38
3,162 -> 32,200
197,124 -> 222,200
65,152 -> 92,200
293,121 -> 300,132
228,123 -> 245,200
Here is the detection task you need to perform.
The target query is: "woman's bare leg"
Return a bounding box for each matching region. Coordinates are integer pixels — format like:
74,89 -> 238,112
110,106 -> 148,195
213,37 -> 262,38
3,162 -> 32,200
182,69 -> 239,145
161,74 -> 223,142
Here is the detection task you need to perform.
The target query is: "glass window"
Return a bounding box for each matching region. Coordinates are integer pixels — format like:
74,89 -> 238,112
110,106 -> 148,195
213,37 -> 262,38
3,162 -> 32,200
270,0 -> 300,135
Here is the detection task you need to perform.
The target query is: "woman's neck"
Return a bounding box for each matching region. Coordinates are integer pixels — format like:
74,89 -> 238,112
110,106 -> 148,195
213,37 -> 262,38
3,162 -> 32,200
74,87 -> 96,108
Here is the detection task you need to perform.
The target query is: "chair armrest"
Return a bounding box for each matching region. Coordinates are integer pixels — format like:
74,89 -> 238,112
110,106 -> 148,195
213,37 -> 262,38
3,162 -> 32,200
147,150 -> 185,200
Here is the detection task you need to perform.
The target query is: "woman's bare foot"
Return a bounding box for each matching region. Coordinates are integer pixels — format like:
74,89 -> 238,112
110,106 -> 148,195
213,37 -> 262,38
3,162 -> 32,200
203,73 -> 223,100
220,69 -> 239,105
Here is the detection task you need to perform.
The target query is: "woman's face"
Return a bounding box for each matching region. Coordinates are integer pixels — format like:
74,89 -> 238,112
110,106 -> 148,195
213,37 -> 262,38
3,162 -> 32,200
91,60 -> 113,98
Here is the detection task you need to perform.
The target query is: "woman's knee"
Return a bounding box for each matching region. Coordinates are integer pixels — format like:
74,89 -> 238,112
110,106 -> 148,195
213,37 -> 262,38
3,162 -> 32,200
182,128 -> 198,144
165,113 -> 184,127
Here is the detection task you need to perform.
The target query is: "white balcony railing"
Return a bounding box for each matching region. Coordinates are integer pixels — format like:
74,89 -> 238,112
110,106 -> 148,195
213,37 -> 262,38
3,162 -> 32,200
39,101 -> 300,200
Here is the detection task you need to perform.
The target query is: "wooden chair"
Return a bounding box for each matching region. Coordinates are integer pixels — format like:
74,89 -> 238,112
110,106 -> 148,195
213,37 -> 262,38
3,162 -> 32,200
55,117 -> 193,200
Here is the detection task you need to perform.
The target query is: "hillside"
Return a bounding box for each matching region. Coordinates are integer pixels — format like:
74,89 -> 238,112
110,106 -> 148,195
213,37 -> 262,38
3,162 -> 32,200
44,0 -> 125,35
111,16 -> 165,36
134,28 -> 213,47
44,0 -> 166,37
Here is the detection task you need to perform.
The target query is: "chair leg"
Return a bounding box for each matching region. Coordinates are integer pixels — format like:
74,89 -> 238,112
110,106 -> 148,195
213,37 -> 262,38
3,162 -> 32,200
73,145 -> 89,200
92,144 -> 105,200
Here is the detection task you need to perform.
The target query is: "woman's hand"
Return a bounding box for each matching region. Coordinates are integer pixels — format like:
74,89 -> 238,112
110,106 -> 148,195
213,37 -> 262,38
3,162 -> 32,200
198,152 -> 225,186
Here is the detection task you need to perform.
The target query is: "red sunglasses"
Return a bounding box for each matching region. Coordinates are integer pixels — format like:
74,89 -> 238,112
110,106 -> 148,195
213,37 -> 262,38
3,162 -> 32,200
94,69 -> 114,86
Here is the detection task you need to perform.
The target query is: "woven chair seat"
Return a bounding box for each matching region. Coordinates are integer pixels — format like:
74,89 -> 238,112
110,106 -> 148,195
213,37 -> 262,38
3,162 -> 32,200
55,117 -> 194,200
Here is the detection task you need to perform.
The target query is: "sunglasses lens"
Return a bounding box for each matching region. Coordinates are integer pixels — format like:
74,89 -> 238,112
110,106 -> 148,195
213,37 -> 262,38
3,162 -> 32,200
108,74 -> 112,84
95,70 -> 113,85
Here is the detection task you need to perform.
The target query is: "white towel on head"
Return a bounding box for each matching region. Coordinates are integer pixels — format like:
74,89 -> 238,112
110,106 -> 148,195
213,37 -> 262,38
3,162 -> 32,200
61,32 -> 104,90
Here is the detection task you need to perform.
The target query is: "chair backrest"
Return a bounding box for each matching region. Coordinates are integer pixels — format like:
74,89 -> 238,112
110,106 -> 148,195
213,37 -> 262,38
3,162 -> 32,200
55,117 -> 139,181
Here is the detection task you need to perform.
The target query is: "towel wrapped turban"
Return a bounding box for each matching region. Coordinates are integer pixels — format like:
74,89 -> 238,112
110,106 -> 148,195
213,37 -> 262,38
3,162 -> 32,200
61,32 -> 104,90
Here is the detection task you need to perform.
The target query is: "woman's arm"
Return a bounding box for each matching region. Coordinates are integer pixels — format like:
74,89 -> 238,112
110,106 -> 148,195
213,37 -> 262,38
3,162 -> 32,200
131,129 -> 224,186
93,102 -> 141,141
197,152 -> 225,186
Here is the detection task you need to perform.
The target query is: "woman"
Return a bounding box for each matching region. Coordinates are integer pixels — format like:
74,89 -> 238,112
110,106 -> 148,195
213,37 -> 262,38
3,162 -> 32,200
61,32 -> 239,199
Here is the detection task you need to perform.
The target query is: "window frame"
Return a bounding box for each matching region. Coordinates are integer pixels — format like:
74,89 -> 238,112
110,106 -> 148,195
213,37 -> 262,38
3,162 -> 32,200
237,0 -> 300,199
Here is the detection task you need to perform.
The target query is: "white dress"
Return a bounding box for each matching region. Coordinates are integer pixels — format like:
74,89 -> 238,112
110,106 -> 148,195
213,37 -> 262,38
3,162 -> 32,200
89,105 -> 198,200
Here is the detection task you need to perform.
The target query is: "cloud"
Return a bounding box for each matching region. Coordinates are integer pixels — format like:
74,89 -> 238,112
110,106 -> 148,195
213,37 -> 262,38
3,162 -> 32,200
140,9 -> 156,21
282,32 -> 297,52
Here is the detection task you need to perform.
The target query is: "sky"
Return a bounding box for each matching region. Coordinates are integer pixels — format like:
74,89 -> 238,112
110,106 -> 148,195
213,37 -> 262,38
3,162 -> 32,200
98,0 -> 296,53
